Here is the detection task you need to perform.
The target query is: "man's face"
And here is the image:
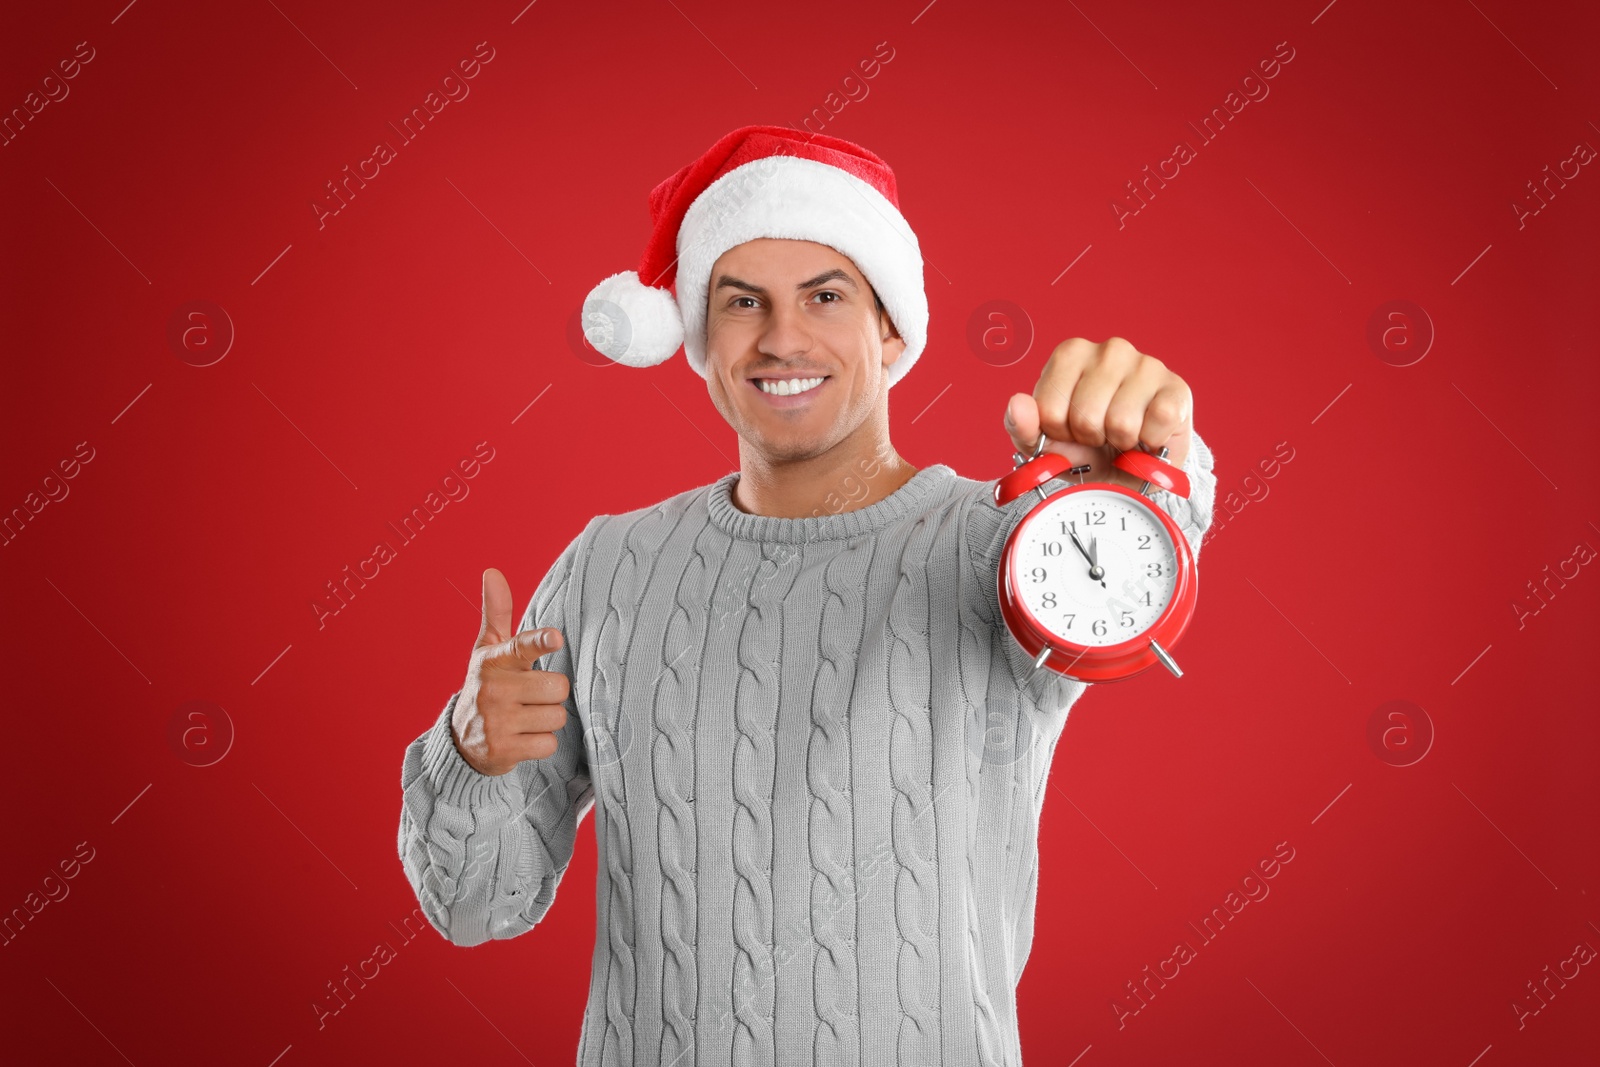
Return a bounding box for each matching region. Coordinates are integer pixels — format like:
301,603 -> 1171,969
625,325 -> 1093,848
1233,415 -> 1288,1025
703,238 -> 904,463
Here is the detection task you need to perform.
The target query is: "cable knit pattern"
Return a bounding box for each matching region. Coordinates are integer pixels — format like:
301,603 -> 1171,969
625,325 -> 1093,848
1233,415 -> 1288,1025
397,431 -> 1218,1066
730,540 -> 786,1066
886,511 -> 942,1064
954,551 -> 1014,1067
594,506 -> 675,1067
655,524 -> 723,1067
809,536 -> 872,1066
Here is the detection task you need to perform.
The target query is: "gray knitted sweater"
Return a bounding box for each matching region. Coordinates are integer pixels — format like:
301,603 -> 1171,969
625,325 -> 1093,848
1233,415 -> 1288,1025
399,431 -> 1215,1066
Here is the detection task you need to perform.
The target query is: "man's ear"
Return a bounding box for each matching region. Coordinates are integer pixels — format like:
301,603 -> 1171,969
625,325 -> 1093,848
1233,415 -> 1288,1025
878,302 -> 906,367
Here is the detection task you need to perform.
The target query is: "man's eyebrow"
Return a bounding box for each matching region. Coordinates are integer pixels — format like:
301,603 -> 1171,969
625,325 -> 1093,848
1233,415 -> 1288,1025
713,268 -> 860,295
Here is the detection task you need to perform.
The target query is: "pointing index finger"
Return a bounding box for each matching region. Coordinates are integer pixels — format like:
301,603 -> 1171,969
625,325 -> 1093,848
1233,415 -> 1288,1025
485,626 -> 562,669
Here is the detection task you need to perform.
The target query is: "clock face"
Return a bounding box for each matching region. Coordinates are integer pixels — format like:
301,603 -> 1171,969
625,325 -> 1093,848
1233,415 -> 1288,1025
1012,489 -> 1179,648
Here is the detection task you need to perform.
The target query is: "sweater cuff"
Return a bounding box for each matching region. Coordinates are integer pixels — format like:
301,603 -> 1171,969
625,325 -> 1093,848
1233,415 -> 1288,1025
420,692 -> 524,810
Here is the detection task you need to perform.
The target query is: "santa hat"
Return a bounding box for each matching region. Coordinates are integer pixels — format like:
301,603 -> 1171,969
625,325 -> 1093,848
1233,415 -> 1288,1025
581,124 -> 928,388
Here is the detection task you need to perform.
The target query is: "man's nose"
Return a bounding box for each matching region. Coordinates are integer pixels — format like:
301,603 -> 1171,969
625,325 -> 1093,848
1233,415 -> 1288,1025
759,301 -> 815,358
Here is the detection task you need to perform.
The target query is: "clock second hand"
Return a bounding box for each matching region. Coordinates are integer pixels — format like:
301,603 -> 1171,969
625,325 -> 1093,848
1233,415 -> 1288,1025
1090,534 -> 1110,590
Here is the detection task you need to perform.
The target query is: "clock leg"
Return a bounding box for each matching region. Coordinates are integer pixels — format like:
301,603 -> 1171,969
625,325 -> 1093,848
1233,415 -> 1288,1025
1150,639 -> 1183,678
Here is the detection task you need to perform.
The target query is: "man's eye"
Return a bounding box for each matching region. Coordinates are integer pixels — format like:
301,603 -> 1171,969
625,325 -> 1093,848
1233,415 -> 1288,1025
814,291 -> 840,303
732,296 -> 758,309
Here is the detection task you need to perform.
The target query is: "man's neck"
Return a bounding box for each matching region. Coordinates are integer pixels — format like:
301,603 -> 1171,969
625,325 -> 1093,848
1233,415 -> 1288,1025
731,439 -> 918,519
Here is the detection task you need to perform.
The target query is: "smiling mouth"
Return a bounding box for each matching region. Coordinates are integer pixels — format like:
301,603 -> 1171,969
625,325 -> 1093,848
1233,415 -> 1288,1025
750,375 -> 829,397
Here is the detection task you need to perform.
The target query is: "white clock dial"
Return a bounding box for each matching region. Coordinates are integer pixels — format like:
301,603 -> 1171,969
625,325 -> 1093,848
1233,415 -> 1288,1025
1012,489 -> 1178,648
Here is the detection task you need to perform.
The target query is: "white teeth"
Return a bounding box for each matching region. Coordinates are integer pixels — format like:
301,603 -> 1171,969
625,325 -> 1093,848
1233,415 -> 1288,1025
758,376 -> 824,396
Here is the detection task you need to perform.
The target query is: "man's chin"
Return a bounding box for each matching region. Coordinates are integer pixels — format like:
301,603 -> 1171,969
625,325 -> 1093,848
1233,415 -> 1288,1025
740,431 -> 833,465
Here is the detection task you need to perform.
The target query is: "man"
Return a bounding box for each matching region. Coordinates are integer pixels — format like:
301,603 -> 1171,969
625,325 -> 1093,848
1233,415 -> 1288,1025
399,125 -> 1215,1066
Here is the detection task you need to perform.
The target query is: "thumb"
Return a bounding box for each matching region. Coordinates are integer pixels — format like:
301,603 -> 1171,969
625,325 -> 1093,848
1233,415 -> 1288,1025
477,567 -> 515,649
1003,393 -> 1040,455
1004,392 -> 1103,473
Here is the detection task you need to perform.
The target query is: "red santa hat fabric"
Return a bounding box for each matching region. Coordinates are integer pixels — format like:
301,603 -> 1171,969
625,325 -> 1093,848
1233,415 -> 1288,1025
581,124 -> 928,388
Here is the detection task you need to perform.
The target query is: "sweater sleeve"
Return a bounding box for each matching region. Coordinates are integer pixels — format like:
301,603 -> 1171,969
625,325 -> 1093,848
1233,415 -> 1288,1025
962,428 -> 1217,693
397,531 -> 595,947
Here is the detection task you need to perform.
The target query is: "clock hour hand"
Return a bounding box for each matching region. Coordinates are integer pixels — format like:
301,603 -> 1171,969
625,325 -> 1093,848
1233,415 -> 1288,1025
1067,526 -> 1106,586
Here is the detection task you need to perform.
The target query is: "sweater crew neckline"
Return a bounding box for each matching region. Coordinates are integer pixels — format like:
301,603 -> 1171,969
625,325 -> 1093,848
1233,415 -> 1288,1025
705,463 -> 958,543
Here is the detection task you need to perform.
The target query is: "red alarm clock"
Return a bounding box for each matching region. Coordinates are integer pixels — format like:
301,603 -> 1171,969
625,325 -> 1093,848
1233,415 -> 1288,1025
995,434 -> 1198,683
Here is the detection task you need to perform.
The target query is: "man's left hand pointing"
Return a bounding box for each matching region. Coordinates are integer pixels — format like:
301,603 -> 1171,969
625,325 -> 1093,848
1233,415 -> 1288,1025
1003,337 -> 1193,494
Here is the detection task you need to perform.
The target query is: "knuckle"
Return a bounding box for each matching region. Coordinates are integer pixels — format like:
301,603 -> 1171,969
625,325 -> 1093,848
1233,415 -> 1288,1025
1148,395 -> 1184,425
479,713 -> 503,744
1104,412 -> 1141,445
477,676 -> 502,706
1050,337 -> 1089,364
1067,408 -> 1100,440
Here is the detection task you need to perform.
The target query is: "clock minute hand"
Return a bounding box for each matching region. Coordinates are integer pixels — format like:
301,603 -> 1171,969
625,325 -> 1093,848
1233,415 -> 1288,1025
1066,526 -> 1092,563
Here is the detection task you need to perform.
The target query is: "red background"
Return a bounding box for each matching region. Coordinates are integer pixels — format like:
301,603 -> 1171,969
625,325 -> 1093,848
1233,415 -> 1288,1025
3,0 -> 1596,1064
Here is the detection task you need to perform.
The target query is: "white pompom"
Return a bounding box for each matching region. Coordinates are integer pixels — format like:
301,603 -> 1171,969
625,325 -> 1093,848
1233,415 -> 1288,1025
581,271 -> 684,368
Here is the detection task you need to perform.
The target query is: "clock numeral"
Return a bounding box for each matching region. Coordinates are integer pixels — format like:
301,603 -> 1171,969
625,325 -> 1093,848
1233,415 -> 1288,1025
1146,561 -> 1163,577
1119,610 -> 1134,628
1083,509 -> 1106,526
1030,566 -> 1048,583
1139,590 -> 1152,606
1041,591 -> 1057,609
1063,614 -> 1074,629
1041,541 -> 1062,557
1138,534 -> 1152,550
1120,516 -> 1127,530
1092,618 -> 1107,637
